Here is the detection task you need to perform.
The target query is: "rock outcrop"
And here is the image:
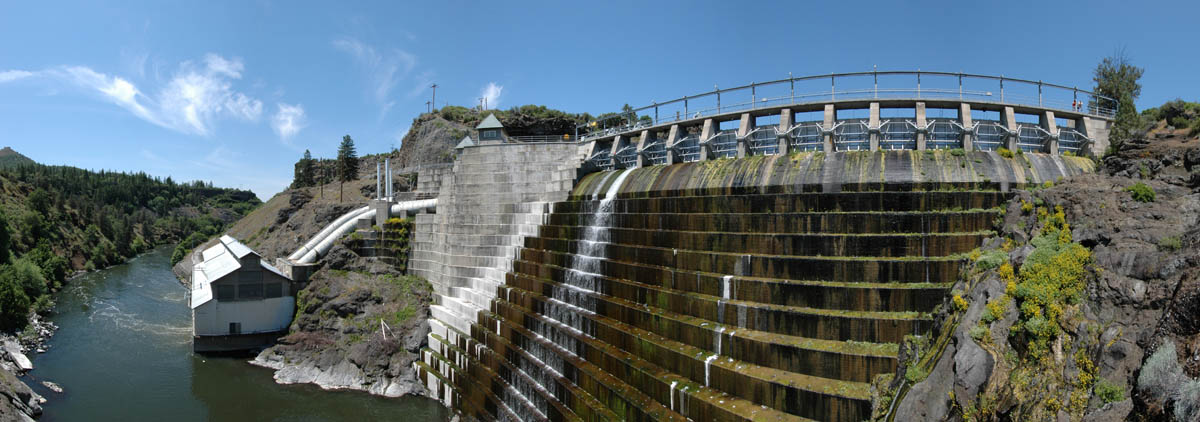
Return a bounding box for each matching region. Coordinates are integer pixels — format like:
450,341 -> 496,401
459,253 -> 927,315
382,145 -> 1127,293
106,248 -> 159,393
893,124 -> 1200,421
253,244 -> 433,398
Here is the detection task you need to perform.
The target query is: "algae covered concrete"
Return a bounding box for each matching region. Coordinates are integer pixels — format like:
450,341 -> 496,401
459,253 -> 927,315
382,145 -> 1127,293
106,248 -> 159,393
573,150 -> 1096,198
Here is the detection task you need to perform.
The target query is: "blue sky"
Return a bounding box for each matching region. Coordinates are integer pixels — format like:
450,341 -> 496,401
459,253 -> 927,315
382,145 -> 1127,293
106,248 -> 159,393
1,1 -> 1196,199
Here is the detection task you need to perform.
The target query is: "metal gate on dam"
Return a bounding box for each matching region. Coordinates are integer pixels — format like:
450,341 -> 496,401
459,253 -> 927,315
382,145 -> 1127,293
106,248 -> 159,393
409,71 -> 1111,421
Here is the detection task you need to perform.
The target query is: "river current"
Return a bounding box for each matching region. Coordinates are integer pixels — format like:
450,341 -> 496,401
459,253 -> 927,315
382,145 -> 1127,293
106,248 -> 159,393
24,246 -> 449,421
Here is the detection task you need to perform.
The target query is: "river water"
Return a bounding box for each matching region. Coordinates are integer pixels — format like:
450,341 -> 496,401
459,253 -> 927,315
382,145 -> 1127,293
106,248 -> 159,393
24,246 -> 449,421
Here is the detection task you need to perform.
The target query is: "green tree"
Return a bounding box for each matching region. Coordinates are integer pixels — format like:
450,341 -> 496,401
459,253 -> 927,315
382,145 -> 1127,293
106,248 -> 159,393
1092,50 -> 1144,148
336,135 -> 358,201
27,188 -> 51,216
0,211 -> 10,265
0,269 -> 30,331
294,149 -> 315,188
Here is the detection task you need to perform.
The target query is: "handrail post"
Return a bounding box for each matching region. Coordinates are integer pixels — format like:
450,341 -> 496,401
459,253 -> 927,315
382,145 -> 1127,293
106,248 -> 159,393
717,90 -> 721,114
751,84 -> 756,109
958,72 -> 963,100
789,72 -> 794,104
1000,76 -> 1004,103
684,99 -> 689,118
874,69 -> 878,99
831,73 -> 835,101
654,104 -> 659,125
916,70 -> 921,99
1038,81 -> 1043,106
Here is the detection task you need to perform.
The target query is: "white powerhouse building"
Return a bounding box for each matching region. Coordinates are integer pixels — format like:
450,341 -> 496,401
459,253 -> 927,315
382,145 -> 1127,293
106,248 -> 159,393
190,235 -> 295,352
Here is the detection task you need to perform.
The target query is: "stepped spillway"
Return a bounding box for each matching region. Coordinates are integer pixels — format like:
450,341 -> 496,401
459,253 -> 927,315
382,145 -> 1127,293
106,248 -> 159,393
415,150 -> 1096,421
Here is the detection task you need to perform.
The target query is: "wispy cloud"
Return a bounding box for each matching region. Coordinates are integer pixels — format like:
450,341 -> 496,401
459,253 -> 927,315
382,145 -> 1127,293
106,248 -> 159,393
272,103 -> 307,141
332,37 -> 421,113
0,70 -> 35,83
1,53 -> 263,136
480,82 -> 503,109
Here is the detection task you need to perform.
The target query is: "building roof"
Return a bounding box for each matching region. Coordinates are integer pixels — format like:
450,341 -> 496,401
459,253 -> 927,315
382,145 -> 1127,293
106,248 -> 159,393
190,235 -> 284,309
221,235 -> 256,259
455,135 -> 475,150
475,113 -> 504,130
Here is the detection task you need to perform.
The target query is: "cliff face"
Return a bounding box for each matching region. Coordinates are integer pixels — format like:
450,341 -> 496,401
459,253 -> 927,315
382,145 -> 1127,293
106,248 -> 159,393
893,124 -> 1200,421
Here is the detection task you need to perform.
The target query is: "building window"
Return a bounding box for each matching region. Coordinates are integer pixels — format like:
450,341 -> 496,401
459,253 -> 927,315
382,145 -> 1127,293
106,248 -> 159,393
264,282 -> 282,298
239,283 -> 263,300
229,322 -> 241,335
217,285 -> 235,301
481,129 -> 499,140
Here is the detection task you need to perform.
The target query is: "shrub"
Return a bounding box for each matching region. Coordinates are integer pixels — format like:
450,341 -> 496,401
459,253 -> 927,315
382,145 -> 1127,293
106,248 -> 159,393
952,294 -> 968,312
950,148 -> 966,157
905,364 -> 929,383
1177,380 -> 1200,422
1159,235 -> 1182,251
976,249 -> 1007,270
1094,378 -> 1124,404
1021,200 -> 1033,214
982,297 -> 1009,323
968,324 -> 988,342
997,147 -> 1014,158
1126,182 -> 1155,203
1138,341 -> 1184,402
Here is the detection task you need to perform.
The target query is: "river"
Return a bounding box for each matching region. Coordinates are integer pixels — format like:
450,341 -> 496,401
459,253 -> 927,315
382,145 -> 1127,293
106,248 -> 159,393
23,246 -> 450,421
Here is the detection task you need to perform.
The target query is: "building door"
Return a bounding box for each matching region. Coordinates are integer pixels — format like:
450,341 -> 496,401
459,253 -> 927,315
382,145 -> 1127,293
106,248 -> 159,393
229,322 -> 241,335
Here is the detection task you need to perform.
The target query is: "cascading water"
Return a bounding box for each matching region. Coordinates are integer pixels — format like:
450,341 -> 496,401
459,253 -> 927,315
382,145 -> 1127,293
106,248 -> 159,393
550,169 -> 634,335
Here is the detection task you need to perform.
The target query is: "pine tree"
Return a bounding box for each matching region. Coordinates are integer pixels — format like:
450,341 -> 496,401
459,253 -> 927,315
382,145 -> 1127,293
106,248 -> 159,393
1092,50 -> 1144,152
294,149 -> 315,188
336,135 -> 358,201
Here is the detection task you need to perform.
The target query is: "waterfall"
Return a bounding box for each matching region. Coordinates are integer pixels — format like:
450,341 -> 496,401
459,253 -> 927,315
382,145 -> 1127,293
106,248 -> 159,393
554,169 -> 633,327
704,354 -> 718,387
669,380 -> 677,410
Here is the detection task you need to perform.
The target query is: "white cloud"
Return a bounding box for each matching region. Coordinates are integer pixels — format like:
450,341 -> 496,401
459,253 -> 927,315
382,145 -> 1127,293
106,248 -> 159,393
272,103 -> 307,140
480,82 -> 503,109
0,70 -> 34,83
9,54 -> 265,136
333,37 -> 420,111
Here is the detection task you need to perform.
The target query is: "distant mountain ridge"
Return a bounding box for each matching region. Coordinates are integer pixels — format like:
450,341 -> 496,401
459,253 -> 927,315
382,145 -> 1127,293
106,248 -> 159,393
0,147 -> 34,168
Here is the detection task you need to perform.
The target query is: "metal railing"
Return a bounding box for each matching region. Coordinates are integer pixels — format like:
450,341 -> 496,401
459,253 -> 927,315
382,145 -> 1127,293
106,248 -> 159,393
579,70 -> 1115,140
508,135 -> 578,143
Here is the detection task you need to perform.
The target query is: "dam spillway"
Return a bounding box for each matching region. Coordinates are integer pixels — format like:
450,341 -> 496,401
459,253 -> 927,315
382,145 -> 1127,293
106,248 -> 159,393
412,147 -> 1096,421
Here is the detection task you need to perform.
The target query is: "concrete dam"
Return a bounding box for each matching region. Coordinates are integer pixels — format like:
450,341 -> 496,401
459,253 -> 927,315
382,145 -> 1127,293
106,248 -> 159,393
404,72 -> 1112,421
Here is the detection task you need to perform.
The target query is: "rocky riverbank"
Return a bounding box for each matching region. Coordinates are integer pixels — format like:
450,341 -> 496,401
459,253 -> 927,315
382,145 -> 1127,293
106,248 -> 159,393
252,244 -> 433,398
891,125 -> 1200,420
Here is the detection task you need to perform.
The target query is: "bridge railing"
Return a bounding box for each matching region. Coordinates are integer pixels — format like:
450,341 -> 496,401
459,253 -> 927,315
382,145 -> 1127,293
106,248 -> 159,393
579,71 -> 1115,140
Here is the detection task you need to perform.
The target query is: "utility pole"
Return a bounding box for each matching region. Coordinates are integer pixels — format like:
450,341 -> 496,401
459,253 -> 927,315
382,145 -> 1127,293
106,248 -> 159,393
478,97 -> 485,111
430,83 -> 438,112
425,101 -> 431,113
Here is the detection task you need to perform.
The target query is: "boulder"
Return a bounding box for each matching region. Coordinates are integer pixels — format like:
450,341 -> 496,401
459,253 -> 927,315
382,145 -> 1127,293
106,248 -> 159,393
895,342 -> 955,421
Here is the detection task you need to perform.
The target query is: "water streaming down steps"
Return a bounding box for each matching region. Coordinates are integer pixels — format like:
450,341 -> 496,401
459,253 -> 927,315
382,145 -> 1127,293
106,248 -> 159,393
416,165 -> 1013,421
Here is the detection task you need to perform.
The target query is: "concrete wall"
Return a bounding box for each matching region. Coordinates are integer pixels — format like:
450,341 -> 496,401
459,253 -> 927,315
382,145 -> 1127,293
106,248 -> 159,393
193,296 -> 295,336
410,142 -> 586,334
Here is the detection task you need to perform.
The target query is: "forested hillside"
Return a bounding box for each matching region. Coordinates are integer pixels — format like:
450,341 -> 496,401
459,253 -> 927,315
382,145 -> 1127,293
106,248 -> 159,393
0,156 -> 260,331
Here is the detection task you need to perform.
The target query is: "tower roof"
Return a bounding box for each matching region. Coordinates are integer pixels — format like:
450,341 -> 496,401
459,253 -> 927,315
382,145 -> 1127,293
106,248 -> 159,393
455,135 -> 475,149
476,113 -> 504,130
